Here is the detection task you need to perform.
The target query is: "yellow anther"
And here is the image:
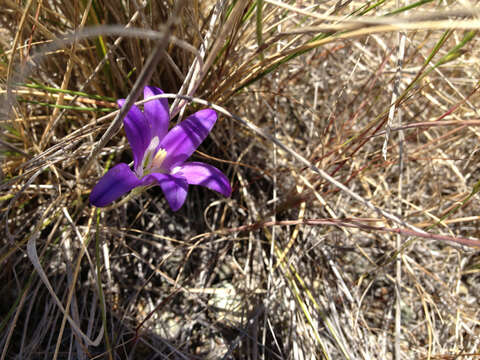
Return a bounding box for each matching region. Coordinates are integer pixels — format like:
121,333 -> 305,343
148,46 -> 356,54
151,148 -> 167,169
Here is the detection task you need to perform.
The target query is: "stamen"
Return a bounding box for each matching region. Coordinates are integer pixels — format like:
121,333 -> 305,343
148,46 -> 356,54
137,136 -> 160,177
151,148 -> 167,169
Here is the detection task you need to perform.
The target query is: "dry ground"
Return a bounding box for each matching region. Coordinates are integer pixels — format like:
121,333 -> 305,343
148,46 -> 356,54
1,1 -> 480,359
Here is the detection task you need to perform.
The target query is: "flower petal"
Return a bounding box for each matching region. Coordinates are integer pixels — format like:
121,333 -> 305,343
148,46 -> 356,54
160,109 -> 217,170
144,86 -> 169,141
142,173 -> 188,211
118,99 -> 151,171
174,162 -> 231,197
90,163 -> 141,207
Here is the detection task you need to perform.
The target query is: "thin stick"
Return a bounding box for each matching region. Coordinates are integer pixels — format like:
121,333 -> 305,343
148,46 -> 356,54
390,24 -> 407,360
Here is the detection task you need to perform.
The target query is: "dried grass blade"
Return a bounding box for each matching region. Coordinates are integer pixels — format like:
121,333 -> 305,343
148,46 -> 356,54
26,234 -> 104,346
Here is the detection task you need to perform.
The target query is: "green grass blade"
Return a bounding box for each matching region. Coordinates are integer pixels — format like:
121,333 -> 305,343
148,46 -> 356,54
19,82 -> 116,101
19,99 -> 112,112
386,0 -> 435,16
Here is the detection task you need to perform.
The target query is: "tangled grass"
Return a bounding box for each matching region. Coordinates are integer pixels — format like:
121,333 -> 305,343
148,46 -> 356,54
1,1 -> 480,359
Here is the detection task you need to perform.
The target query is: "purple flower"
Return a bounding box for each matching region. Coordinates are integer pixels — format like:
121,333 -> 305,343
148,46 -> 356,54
90,86 -> 231,211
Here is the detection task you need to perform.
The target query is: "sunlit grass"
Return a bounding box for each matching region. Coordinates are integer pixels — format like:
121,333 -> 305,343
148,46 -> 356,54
1,1 -> 480,359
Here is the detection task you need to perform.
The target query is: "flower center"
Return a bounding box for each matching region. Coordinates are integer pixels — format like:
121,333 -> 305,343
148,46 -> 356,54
137,136 -> 168,177
151,148 -> 167,169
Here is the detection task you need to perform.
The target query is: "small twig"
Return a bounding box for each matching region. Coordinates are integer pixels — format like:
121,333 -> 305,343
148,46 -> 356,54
390,25 -> 407,360
6,0 -> 34,87
215,217 -> 480,248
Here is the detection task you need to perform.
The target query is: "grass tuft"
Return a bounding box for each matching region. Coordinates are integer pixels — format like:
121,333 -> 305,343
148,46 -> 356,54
1,1 -> 480,358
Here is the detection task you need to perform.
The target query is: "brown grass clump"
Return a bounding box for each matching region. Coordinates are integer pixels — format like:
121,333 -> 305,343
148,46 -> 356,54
1,1 -> 480,359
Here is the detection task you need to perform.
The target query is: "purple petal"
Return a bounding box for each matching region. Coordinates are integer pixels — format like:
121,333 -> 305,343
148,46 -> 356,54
90,163 -> 141,207
174,162 -> 231,197
118,99 -> 151,171
142,173 -> 188,211
144,86 -> 169,141
160,109 -> 217,170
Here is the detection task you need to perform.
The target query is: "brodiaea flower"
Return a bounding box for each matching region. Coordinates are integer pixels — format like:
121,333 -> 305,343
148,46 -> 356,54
90,86 -> 231,211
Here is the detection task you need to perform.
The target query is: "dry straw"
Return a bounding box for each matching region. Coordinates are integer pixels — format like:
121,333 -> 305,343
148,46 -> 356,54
2,1 -> 480,359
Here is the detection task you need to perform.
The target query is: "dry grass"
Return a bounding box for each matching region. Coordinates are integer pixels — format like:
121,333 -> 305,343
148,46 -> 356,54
1,1 -> 480,359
